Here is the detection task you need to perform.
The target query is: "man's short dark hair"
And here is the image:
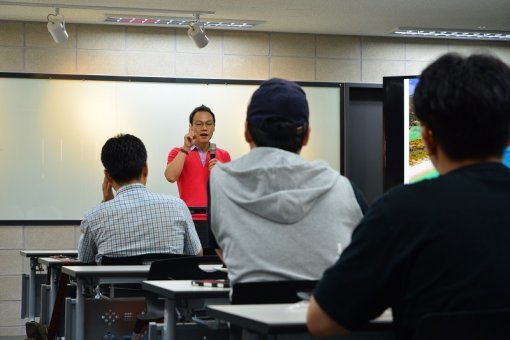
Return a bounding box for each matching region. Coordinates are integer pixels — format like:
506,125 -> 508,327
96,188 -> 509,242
101,134 -> 147,183
413,53 -> 510,161
248,117 -> 307,153
189,104 -> 215,124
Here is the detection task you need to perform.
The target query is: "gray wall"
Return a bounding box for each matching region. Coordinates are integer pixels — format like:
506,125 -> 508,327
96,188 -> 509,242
1,20 -> 510,336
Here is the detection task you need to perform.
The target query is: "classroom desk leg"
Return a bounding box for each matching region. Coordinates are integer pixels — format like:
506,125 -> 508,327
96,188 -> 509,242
28,257 -> 37,320
162,299 -> 176,340
75,279 -> 85,340
48,266 -> 59,318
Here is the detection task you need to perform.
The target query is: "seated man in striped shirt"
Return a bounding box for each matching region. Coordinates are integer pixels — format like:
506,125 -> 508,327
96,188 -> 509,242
78,133 -> 202,264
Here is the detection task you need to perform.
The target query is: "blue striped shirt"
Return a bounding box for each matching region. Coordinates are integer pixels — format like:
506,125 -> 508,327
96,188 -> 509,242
78,183 -> 202,263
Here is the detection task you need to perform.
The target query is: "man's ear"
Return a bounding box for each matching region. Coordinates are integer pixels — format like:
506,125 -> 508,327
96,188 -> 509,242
421,125 -> 437,156
302,127 -> 311,147
244,121 -> 253,143
142,162 -> 148,177
104,169 -> 113,183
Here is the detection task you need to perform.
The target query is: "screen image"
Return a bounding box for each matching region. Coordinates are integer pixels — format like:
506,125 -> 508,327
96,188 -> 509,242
404,78 -> 438,183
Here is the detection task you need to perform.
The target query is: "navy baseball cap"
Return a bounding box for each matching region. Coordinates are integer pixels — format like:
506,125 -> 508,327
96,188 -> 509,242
247,78 -> 309,134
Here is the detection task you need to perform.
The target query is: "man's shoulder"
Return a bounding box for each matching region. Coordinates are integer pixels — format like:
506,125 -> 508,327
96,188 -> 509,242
146,191 -> 187,205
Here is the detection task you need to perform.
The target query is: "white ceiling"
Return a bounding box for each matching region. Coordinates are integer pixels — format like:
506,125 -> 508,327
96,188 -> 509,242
0,0 -> 509,38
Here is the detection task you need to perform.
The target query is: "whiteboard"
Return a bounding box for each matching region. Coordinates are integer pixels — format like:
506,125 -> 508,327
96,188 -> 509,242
0,75 -> 341,221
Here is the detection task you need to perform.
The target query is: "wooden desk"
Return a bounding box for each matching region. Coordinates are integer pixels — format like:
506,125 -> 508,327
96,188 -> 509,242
142,280 -> 230,340
19,249 -> 77,320
207,303 -> 394,340
62,265 -> 150,340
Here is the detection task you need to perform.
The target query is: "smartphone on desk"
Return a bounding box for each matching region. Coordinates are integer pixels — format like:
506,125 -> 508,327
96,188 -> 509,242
191,279 -> 230,288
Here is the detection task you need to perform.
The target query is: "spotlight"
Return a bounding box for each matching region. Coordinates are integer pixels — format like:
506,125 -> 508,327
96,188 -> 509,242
47,8 -> 68,43
187,14 -> 208,48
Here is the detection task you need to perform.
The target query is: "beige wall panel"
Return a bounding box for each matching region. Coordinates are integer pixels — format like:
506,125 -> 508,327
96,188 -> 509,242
127,52 -> 175,77
447,40 -> 495,55
77,50 -> 126,75
77,25 -> 125,50
223,55 -> 269,80
316,35 -> 361,59
0,325 -> 26,336
0,46 -> 23,72
362,60 -> 405,83
24,226 -> 77,249
126,27 -> 175,51
271,33 -> 315,57
25,48 -> 76,74
0,22 -> 23,46
316,58 -> 361,82
405,61 -> 431,76
0,301 -> 23,327
175,53 -> 223,78
224,31 -> 270,56
405,39 -> 448,61
0,250 -> 22,275
0,226 -> 22,249
0,276 -> 22,300
362,37 -> 405,60
270,57 -> 315,81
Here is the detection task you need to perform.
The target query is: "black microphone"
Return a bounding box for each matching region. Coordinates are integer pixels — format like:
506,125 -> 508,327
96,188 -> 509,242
210,143 -> 216,160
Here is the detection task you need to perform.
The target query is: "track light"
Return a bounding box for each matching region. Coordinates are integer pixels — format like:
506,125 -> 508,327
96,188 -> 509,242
187,14 -> 208,48
47,8 -> 68,43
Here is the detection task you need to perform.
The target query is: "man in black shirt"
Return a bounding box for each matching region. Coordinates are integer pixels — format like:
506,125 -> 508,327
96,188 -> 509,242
307,53 -> 510,340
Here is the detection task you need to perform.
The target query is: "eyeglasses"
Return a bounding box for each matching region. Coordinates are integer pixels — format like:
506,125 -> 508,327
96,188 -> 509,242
193,121 -> 215,128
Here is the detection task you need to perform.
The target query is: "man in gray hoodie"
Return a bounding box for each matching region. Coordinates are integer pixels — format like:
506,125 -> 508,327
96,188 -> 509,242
208,78 -> 367,286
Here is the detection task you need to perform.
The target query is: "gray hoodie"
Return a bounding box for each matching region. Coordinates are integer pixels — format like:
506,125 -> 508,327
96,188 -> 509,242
210,147 -> 363,286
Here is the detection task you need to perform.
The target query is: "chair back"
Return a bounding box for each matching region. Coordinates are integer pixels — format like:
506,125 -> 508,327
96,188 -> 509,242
231,280 -> 318,305
148,255 -> 227,280
100,253 -> 192,265
413,308 -> 510,340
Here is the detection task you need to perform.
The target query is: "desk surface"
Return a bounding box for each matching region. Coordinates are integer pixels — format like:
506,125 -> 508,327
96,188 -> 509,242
142,280 -> 230,299
20,250 -> 77,257
62,265 -> 150,278
207,304 -> 393,335
38,257 -> 82,266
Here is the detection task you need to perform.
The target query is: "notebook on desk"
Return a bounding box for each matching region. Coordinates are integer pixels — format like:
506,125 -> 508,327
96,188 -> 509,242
191,279 -> 230,288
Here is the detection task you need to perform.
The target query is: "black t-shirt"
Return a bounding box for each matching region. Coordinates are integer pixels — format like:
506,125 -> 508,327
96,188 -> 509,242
313,163 -> 510,340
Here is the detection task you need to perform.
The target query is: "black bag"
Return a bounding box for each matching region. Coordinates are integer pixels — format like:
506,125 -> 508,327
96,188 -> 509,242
25,321 -> 48,340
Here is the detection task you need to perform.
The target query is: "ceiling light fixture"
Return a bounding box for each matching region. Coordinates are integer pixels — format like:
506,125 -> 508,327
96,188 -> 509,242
47,8 -> 68,43
104,16 -> 261,29
392,27 -> 510,41
187,13 -> 209,48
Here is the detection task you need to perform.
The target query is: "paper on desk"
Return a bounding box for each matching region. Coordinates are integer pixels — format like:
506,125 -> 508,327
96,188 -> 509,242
198,264 -> 228,273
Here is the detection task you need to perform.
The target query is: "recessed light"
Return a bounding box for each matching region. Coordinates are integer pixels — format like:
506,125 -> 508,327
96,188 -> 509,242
105,16 -> 262,29
392,27 -> 510,41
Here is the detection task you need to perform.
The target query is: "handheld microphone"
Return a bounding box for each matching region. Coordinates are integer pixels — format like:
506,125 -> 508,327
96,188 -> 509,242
210,143 -> 216,160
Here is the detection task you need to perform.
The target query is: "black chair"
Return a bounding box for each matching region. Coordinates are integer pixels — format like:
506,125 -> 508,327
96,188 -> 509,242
99,253 -> 194,298
413,308 -> 510,340
147,255 -> 226,280
133,255 -> 227,337
231,279 -> 318,304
